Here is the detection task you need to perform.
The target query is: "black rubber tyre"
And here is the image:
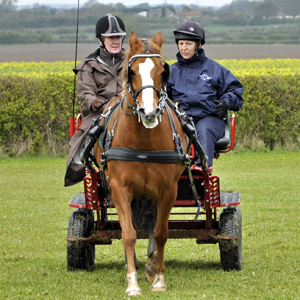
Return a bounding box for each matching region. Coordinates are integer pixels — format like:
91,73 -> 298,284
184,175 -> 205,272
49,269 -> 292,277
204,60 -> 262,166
67,208 -> 95,270
219,206 -> 242,271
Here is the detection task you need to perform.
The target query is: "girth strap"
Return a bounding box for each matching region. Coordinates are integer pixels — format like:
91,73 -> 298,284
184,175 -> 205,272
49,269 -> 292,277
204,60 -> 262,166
103,147 -> 188,165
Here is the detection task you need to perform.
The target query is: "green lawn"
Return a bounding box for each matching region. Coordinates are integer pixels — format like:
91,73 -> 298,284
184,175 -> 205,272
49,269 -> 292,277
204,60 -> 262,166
0,151 -> 299,299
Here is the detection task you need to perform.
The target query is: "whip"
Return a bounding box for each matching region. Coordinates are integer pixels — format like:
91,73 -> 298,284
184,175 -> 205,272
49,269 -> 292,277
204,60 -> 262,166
70,0 -> 80,137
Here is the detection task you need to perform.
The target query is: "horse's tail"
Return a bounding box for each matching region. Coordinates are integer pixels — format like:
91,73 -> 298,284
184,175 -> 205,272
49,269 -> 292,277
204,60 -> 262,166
131,197 -> 157,231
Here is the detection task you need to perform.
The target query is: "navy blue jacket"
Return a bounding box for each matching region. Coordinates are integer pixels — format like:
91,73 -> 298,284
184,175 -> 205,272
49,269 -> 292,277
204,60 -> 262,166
167,49 -> 244,119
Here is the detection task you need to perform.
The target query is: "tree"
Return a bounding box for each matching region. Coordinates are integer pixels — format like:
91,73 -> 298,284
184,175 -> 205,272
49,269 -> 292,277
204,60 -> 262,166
113,2 -> 127,13
282,0 -> 300,16
84,0 -> 98,9
0,0 -> 17,13
255,0 -> 277,18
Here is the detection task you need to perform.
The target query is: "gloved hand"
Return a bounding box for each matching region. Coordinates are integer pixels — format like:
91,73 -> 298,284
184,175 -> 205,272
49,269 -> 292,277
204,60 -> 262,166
91,98 -> 104,112
214,100 -> 228,118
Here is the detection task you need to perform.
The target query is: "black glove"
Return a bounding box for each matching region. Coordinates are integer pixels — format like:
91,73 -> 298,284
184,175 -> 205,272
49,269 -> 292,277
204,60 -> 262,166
214,100 -> 228,118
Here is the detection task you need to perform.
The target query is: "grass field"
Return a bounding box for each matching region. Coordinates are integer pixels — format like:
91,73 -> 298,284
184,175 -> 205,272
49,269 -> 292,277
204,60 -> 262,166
1,151 -> 299,299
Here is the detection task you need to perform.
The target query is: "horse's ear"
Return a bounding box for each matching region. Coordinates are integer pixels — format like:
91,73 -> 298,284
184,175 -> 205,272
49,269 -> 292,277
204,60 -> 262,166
129,30 -> 138,48
153,31 -> 165,48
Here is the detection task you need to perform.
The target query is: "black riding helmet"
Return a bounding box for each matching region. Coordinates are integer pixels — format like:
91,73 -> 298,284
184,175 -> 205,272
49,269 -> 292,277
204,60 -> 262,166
174,21 -> 205,45
174,21 -> 205,57
95,14 -> 126,51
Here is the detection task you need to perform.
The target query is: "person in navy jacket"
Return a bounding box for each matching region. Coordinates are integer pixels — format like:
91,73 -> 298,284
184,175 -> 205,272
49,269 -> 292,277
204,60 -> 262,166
167,21 -> 244,167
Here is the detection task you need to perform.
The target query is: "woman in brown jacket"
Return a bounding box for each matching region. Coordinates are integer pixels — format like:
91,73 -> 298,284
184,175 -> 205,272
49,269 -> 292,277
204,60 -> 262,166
64,14 -> 126,186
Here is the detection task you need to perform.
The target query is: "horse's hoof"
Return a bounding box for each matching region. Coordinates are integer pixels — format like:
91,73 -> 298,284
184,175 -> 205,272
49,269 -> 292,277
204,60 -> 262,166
151,274 -> 167,292
151,286 -> 167,292
126,288 -> 142,296
125,272 -> 142,296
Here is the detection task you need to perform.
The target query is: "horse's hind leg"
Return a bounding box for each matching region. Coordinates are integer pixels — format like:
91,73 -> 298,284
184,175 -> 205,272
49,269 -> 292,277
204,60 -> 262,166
144,229 -> 157,281
111,185 -> 142,296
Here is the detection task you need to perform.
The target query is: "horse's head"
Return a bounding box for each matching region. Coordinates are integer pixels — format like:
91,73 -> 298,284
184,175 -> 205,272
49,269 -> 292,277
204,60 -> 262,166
123,31 -> 170,129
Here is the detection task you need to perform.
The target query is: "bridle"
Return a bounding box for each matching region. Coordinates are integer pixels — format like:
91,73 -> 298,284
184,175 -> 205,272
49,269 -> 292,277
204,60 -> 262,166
123,39 -> 169,119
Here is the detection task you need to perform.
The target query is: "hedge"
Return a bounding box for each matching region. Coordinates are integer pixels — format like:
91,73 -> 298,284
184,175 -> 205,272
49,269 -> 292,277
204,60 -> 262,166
0,75 -> 299,157
0,75 -> 80,157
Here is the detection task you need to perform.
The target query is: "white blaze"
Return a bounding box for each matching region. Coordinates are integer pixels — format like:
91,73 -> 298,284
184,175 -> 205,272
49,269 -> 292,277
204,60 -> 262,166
138,58 -> 155,114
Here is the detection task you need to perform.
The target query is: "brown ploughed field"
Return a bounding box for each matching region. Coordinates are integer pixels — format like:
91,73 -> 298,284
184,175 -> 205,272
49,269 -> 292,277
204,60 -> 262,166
1,43 -> 300,62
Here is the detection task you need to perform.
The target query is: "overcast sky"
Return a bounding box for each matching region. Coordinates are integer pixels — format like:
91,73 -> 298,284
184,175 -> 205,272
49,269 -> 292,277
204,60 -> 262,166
17,0 -> 233,8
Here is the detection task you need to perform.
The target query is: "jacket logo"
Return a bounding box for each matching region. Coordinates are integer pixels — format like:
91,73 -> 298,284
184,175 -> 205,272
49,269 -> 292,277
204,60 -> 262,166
199,74 -> 212,81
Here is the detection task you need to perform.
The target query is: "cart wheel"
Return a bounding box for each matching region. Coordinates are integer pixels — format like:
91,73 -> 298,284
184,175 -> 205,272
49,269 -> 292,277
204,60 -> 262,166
219,206 -> 242,271
67,208 -> 95,270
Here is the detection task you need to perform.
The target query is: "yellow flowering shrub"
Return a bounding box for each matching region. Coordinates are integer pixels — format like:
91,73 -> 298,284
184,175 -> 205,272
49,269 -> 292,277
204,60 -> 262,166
216,59 -> 300,77
168,59 -> 300,77
1,59 -> 300,78
0,59 -> 300,156
0,61 -> 75,78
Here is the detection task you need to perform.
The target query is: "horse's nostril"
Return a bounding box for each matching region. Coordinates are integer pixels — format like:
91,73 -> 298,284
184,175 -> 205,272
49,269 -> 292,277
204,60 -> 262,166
138,108 -> 146,116
145,111 -> 157,121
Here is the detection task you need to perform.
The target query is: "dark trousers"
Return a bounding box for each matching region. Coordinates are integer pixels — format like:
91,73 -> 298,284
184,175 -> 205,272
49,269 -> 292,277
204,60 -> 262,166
194,116 -> 225,167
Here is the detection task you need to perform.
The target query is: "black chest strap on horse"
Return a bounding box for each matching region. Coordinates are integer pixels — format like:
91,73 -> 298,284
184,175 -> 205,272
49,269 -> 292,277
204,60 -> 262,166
103,147 -> 189,165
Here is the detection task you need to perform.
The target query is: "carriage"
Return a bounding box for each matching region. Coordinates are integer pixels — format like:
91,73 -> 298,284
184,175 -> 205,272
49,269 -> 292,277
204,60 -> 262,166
67,112 -> 242,269
66,31 -> 242,295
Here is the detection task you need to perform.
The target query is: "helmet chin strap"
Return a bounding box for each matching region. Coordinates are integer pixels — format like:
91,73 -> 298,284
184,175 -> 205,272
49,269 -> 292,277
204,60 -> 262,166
99,37 -> 108,52
98,36 -> 108,52
195,41 -> 202,56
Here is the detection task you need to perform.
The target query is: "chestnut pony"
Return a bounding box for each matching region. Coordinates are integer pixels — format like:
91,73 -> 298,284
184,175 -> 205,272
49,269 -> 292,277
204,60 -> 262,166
95,31 -> 189,296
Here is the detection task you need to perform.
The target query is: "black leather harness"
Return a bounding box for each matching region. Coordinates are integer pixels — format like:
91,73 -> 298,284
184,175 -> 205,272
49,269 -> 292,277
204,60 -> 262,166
99,97 -> 190,167
103,147 -> 188,165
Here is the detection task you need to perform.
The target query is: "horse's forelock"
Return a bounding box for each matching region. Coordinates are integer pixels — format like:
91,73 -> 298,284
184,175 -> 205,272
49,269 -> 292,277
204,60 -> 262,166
121,34 -> 164,89
147,39 -> 162,55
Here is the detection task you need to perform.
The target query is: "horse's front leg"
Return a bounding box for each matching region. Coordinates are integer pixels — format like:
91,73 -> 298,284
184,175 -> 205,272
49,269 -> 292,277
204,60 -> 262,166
111,183 -> 141,296
151,187 -> 177,292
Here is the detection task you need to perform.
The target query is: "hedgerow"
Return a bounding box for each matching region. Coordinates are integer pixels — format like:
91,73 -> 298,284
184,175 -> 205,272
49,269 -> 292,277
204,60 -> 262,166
0,68 -> 300,157
0,75 -> 81,157
236,75 -> 300,150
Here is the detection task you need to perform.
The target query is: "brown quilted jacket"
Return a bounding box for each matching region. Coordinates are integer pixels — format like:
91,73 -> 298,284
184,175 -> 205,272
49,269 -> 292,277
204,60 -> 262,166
64,46 -> 125,186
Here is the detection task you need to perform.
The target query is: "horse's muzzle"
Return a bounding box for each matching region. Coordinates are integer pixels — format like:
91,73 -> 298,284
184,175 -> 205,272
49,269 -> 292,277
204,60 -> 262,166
138,107 -> 161,128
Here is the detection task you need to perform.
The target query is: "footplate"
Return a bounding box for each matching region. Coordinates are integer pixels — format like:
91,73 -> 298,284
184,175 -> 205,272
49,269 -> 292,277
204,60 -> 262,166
69,193 -> 86,208
220,191 -> 241,206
